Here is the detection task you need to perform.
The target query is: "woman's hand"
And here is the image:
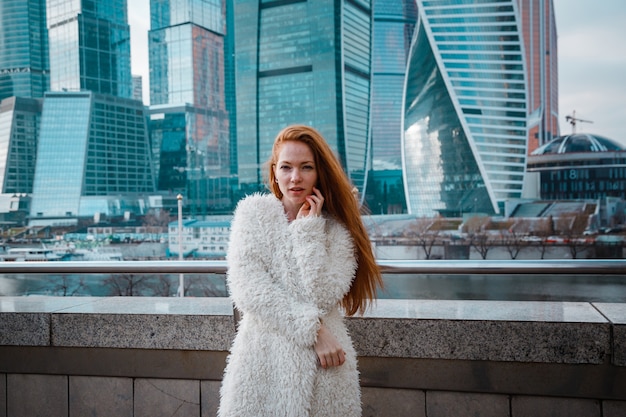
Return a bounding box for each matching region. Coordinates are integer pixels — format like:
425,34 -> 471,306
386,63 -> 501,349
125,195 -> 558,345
314,322 -> 345,368
297,187 -> 324,219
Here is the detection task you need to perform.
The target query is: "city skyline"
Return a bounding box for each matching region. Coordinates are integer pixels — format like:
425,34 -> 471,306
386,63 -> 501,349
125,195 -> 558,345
128,0 -> 626,146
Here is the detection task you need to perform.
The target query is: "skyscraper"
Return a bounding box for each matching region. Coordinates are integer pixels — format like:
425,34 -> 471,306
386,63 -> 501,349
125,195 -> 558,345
232,0 -> 372,198
29,0 -> 155,225
402,0 -> 558,217
0,97 -> 42,194
0,0 -> 49,101
148,0 -> 231,215
29,92 -> 155,226
517,0 -> 559,152
46,0 -> 132,97
365,0 -> 417,214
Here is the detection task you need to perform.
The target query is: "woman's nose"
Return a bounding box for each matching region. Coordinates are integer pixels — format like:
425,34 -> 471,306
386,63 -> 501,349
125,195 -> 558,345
291,169 -> 301,182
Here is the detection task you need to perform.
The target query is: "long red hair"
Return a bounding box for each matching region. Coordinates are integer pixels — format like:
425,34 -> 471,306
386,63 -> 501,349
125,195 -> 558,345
267,125 -> 382,316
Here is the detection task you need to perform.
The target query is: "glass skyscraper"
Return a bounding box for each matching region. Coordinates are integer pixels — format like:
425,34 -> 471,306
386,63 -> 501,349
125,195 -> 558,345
0,97 -> 42,194
30,92 -> 155,226
149,0 -> 231,215
402,0 -> 557,217
232,0 -> 372,197
365,0 -> 417,214
29,0 -> 155,225
0,0 -> 49,101
46,0 -> 132,98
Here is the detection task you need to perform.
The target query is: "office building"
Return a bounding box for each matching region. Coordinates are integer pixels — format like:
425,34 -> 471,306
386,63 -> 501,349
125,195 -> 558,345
29,1 -> 155,225
0,97 -> 42,194
232,0 -> 372,198
168,216 -> 232,259
402,0 -> 558,217
518,0 -> 559,152
0,0 -> 49,101
29,92 -> 155,226
0,97 -> 42,224
365,0 -> 417,214
0,0 -> 49,225
46,0 -> 132,98
132,75 -> 144,103
527,133 -> 626,201
149,0 -> 231,215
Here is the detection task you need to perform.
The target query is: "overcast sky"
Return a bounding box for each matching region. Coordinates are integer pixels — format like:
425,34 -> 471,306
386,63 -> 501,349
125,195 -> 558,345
129,0 -> 626,146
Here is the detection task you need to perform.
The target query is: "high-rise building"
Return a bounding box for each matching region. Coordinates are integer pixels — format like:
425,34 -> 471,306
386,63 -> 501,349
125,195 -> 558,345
132,75 -> 144,103
46,0 -> 132,98
232,0 -> 372,198
0,0 -> 49,224
402,0 -> 558,217
29,0 -> 155,225
365,0 -> 417,214
0,97 -> 42,194
517,0 -> 559,152
29,92 -> 155,226
148,0 -> 231,215
0,0 -> 49,101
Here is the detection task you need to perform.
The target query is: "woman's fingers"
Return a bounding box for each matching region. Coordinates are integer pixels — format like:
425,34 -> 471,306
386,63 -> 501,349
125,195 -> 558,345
315,324 -> 345,369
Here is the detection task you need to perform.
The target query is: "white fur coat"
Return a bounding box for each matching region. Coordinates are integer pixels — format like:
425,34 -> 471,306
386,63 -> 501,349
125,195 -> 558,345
218,193 -> 360,417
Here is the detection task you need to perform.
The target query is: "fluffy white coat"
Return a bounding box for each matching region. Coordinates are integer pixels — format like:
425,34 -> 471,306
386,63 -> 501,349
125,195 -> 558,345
218,193 -> 360,417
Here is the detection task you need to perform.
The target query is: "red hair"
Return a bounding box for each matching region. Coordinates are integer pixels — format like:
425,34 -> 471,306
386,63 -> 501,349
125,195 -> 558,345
267,125 -> 382,316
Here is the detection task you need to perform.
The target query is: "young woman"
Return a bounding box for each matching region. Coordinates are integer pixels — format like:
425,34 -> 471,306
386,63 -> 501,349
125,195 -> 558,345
218,124 -> 382,417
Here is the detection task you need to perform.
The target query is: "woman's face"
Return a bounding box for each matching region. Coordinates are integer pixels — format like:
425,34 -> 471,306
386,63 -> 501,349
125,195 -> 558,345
274,141 -> 318,212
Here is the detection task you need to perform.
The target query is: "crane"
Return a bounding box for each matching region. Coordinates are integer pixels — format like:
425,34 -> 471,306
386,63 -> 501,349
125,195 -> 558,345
565,110 -> 593,133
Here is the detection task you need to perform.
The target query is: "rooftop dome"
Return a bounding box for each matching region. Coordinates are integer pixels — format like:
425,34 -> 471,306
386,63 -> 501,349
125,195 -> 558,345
531,133 -> 625,155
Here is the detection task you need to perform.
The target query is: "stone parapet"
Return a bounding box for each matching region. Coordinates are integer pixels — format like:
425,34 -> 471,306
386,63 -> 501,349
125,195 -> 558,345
1,296 -> 626,417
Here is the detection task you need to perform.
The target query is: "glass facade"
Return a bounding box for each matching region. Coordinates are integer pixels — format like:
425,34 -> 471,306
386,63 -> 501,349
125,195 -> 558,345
46,0 -> 132,98
30,92 -> 155,224
0,0 -> 49,100
149,0 -> 230,215
403,0 -> 531,216
0,97 -> 42,194
233,0 -> 372,196
365,0 -> 417,214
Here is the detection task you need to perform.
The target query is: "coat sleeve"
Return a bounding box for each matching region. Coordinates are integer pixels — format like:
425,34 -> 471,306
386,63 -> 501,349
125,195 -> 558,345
289,216 -> 357,315
226,196 -> 321,347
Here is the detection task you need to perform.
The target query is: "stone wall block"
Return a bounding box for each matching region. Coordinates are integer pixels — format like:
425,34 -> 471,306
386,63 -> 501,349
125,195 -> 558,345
0,313 -> 49,346
0,373 -> 6,417
349,318 -> 609,364
362,387 -> 426,417
135,378 -> 200,416
52,313 -> 234,351
69,376 -> 132,417
511,395 -> 600,417
201,380 -> 221,417
603,400 -> 626,417
427,391 -> 509,417
7,374 -> 68,417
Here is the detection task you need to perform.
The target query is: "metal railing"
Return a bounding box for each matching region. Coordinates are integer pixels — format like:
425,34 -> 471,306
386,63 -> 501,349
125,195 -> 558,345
0,259 -> 624,275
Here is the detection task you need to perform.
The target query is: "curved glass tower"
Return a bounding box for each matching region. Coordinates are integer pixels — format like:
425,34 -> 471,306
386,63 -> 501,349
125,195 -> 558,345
403,0 -> 530,216
365,0 -> 417,214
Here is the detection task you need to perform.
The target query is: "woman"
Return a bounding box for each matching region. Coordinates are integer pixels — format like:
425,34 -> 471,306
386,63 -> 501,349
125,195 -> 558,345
218,125 -> 382,417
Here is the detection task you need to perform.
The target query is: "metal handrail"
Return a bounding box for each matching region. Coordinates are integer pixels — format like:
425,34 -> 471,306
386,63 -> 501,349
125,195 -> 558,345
0,259 -> 624,275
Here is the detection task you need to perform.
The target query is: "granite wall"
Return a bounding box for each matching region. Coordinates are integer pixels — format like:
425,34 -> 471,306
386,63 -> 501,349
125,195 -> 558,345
1,296 -> 625,417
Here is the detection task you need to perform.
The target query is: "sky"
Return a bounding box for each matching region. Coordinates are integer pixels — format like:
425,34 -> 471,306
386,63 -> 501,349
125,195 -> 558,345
128,0 -> 626,146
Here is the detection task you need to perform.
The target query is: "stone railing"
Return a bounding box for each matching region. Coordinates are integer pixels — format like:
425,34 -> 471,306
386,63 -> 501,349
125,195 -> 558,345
1,296 -> 625,417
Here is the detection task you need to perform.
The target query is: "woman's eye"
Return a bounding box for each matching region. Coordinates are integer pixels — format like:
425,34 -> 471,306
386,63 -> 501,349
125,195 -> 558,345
280,165 -> 291,170
303,165 -> 314,170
